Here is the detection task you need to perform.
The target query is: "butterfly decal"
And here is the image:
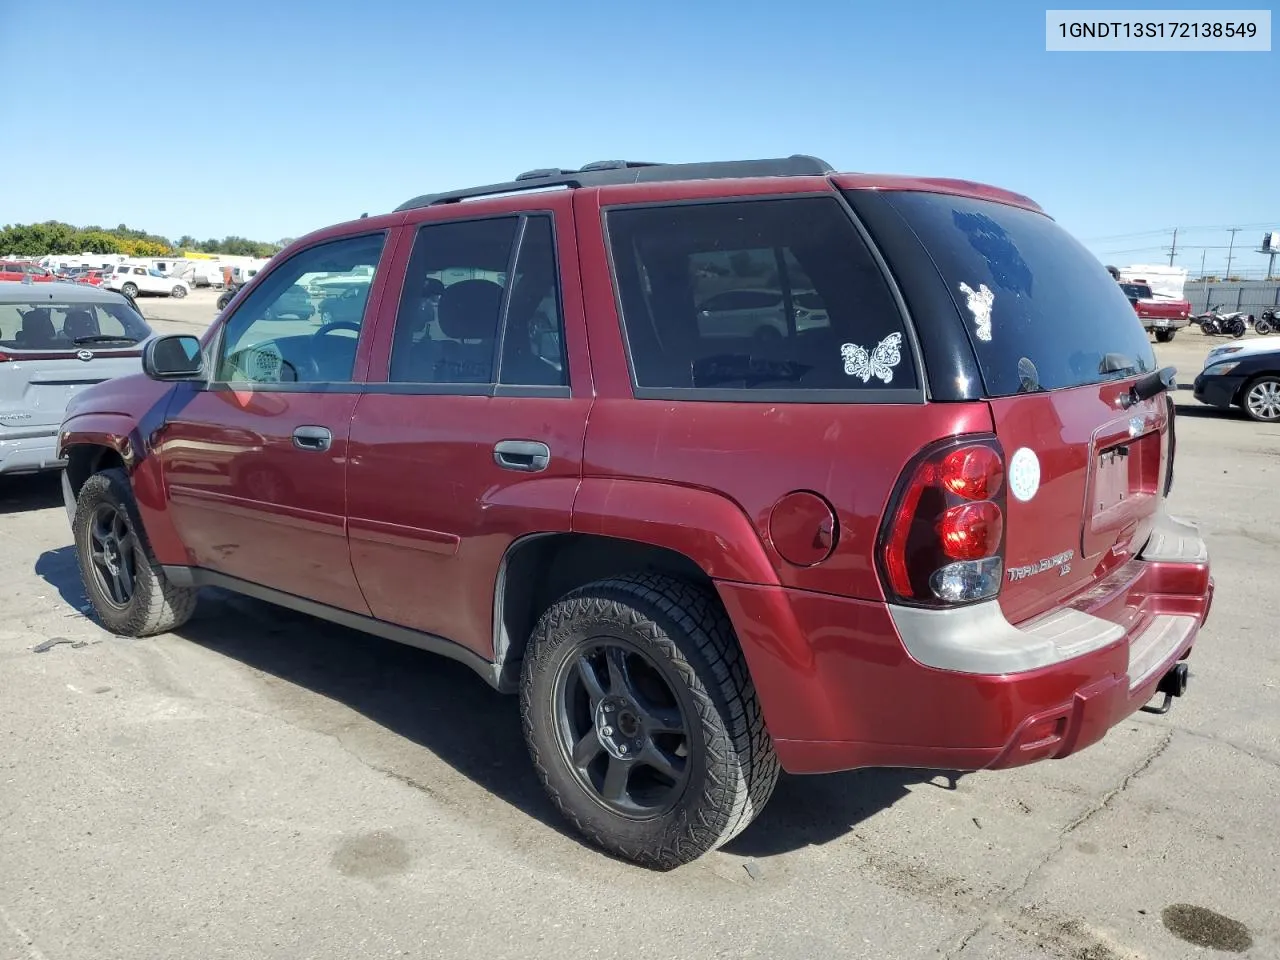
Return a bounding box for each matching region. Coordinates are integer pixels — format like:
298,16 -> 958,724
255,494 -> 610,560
958,281 -> 994,342
840,332 -> 903,383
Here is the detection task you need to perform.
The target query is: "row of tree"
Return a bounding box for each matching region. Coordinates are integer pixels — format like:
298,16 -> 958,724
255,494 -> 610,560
0,221 -> 287,259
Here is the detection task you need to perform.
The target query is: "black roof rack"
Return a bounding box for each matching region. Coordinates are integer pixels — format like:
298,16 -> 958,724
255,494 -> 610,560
394,155 -> 834,212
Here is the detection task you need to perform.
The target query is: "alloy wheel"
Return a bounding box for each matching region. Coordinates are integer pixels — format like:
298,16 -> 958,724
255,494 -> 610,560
1246,380 -> 1280,421
554,639 -> 691,818
89,503 -> 138,608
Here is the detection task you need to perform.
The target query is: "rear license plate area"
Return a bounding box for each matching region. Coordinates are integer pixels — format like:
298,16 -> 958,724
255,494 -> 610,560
1094,444 -> 1131,513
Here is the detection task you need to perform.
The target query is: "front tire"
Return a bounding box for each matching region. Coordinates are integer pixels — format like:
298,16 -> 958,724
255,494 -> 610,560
520,573 -> 778,869
170,285 -> 187,299
73,468 -> 198,636
1242,376 -> 1280,423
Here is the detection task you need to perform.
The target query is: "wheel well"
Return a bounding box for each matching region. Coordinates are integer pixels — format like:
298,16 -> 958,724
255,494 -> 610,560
1233,372 -> 1280,406
494,534 -> 718,690
64,445 -> 126,499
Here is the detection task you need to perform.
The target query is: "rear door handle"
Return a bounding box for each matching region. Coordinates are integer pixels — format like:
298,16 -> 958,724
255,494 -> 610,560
292,425 -> 333,452
493,439 -> 550,473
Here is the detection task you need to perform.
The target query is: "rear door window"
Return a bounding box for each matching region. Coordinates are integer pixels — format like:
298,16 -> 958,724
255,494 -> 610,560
866,191 -> 1156,397
606,197 -> 918,399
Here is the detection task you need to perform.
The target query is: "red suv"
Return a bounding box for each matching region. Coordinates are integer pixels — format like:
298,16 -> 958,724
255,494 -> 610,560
57,156 -> 1212,868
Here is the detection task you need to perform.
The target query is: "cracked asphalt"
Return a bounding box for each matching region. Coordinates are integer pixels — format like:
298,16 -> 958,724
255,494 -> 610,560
2,299 -> 1277,959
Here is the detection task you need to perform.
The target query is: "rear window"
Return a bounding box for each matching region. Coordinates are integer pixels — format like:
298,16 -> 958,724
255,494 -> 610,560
607,197 -> 919,399
870,191 -> 1156,397
0,300 -> 152,351
1119,282 -> 1153,300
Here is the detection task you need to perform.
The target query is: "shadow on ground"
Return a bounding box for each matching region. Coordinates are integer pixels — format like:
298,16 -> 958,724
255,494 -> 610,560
0,473 -> 63,515
34,545 -> 942,861
33,545 -> 88,611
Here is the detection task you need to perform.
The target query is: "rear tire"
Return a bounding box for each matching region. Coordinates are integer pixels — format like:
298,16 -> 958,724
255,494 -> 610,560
1155,329 -> 1175,343
121,282 -> 138,298
520,572 -> 778,869
73,468 -> 198,636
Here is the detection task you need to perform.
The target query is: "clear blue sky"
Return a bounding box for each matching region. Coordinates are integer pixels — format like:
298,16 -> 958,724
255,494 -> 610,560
3,0 -> 1276,275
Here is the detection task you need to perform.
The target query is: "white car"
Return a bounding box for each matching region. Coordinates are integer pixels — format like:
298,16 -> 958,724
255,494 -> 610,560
104,264 -> 191,299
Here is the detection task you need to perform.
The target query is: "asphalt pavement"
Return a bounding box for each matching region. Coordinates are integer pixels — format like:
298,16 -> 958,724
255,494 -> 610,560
1,299 -> 1276,959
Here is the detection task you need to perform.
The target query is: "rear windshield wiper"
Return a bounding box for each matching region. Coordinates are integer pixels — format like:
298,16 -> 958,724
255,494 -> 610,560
72,335 -> 140,345
692,355 -> 811,388
1099,352 -> 1142,377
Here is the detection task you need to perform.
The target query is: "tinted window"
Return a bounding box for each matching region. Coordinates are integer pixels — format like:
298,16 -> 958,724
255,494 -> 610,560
388,217 -> 519,386
500,217 -> 567,387
214,233 -> 385,384
0,300 -> 151,350
870,191 -> 1156,397
607,197 -> 915,393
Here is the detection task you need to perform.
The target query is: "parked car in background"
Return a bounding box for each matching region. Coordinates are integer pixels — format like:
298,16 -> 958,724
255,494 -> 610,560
1118,280 -> 1191,342
0,282 -> 153,475
104,263 -> 191,299
75,269 -> 110,287
57,155 -> 1210,869
695,287 -> 831,340
0,261 -> 55,283
1194,338 -> 1280,421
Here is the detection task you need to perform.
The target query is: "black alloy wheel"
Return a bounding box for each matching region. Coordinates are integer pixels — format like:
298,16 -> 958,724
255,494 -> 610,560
554,639 -> 690,817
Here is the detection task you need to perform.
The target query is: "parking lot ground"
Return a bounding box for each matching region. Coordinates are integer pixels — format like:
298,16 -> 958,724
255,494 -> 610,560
1,320 -> 1278,959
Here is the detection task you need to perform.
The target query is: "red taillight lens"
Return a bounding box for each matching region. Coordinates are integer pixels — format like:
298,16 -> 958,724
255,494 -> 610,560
940,446 -> 1004,501
879,436 -> 1007,607
937,501 -> 1003,560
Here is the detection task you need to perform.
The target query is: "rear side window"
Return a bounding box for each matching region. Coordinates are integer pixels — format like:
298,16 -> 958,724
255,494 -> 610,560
388,214 -> 568,389
607,197 -> 918,397
870,191 -> 1156,397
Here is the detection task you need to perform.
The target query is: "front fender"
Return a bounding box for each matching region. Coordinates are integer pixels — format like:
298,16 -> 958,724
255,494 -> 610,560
59,411 -> 186,567
571,477 -> 778,585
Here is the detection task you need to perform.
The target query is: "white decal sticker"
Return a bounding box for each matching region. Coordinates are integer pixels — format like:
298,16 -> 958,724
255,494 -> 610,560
1008,447 -> 1041,502
959,281 -> 995,342
840,332 -> 903,384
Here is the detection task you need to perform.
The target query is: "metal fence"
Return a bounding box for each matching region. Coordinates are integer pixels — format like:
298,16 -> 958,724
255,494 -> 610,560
1185,281 -> 1280,317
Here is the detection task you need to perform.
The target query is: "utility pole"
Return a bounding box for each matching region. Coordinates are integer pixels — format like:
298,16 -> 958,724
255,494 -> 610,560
1200,249 -> 1207,278
1167,227 -> 1178,267
1224,228 -> 1241,279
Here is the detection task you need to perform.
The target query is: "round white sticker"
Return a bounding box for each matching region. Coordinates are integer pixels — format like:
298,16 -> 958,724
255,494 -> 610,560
1008,447 -> 1041,502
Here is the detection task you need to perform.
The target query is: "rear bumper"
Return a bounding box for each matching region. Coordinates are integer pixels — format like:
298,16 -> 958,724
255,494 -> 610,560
717,512 -> 1212,775
0,432 -> 63,475
1143,317 -> 1189,330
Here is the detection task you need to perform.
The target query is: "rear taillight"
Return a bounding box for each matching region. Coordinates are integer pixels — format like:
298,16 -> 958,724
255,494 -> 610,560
879,435 -> 1007,607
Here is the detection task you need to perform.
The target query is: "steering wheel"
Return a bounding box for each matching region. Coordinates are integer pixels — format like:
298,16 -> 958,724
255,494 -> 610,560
301,321 -> 362,380
314,320 -> 361,338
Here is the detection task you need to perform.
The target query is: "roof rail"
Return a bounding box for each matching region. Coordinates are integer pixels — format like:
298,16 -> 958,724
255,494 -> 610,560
394,155 -> 835,212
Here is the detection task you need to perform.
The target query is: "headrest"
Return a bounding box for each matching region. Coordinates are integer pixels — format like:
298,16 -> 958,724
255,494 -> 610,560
437,279 -> 503,341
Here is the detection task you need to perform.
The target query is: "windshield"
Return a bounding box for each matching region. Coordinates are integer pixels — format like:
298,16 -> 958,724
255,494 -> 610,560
870,191 -> 1156,397
0,299 -> 152,351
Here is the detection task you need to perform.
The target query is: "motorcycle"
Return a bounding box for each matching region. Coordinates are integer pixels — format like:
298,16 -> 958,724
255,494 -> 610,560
1258,309 -> 1277,336
1194,305 -> 1248,338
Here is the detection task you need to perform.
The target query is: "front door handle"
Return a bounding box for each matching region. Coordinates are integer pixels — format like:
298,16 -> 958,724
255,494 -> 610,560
292,425 -> 333,452
493,439 -> 550,473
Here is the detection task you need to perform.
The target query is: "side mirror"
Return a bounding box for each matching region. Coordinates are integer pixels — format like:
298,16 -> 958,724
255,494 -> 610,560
143,334 -> 205,381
